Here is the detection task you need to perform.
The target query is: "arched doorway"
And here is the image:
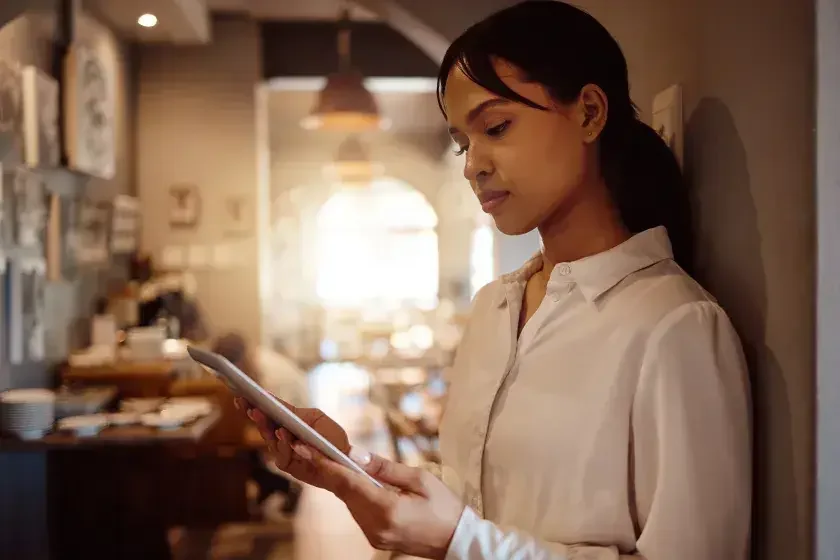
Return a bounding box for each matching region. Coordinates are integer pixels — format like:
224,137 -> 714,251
315,177 -> 439,311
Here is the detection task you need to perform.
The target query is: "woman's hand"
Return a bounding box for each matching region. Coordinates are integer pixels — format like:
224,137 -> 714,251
235,396 -> 359,489
291,441 -> 464,559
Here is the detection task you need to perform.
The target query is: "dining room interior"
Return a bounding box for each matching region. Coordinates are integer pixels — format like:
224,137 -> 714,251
0,0 -> 832,559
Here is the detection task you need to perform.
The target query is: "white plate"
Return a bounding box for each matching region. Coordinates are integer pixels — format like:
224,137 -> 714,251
140,412 -> 185,430
6,429 -> 49,440
58,414 -> 109,431
107,412 -> 140,426
120,398 -> 164,414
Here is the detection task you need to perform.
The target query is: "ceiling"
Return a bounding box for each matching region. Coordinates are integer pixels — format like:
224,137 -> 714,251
207,0 -> 379,21
85,0 -> 379,44
86,0 -> 212,44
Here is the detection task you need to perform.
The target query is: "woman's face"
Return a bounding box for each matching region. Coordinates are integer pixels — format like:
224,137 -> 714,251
443,59 -> 603,235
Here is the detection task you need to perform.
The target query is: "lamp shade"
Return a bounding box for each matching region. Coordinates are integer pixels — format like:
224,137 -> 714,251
324,135 -> 383,185
301,70 -> 388,132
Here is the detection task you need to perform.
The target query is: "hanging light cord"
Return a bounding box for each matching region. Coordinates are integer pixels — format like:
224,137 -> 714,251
337,1 -> 353,71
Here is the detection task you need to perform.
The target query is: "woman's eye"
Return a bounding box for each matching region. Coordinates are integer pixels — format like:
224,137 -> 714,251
486,121 -> 510,137
453,145 -> 468,156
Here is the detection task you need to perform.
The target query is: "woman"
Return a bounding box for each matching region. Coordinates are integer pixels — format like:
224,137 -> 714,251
240,2 -> 752,558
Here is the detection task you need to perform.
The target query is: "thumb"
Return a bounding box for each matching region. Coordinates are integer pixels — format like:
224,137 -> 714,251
358,452 -> 427,495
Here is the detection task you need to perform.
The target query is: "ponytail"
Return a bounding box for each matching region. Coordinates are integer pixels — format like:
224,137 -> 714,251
601,119 -> 694,273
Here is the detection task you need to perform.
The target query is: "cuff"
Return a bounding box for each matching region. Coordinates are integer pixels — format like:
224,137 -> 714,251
444,506 -> 483,560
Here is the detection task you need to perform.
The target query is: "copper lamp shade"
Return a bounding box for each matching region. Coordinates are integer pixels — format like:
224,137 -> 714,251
301,70 -> 387,132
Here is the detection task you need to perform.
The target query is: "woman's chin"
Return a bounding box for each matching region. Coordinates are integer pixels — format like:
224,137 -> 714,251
493,216 -> 538,237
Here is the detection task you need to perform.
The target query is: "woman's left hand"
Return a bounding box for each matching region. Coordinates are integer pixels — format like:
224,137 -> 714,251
290,441 -> 463,559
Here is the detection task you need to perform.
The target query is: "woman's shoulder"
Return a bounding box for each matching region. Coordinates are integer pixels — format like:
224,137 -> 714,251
611,259 -> 732,333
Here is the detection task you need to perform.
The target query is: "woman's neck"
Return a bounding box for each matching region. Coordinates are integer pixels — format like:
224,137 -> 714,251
537,183 -> 629,275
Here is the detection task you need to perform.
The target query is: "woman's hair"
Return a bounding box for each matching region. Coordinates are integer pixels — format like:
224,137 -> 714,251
437,0 -> 693,272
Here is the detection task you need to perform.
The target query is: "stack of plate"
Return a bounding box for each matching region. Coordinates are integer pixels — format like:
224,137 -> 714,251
0,389 -> 56,440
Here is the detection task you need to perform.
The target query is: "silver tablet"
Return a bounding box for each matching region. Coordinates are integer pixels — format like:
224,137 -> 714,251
186,346 -> 383,489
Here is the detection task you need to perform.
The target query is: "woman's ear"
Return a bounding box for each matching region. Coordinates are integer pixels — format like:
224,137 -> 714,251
577,84 -> 609,143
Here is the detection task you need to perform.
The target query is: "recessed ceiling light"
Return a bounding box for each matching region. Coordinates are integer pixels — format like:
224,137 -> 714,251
138,14 -> 158,28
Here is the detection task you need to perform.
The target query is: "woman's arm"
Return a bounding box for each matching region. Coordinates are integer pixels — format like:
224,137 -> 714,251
443,300 -> 751,560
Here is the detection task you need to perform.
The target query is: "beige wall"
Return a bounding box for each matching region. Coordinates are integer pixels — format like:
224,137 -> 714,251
583,2 -> 815,557
136,17 -> 263,345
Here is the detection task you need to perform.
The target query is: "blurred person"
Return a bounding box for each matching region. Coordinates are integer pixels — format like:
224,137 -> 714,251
239,2 -> 751,559
212,333 -> 310,518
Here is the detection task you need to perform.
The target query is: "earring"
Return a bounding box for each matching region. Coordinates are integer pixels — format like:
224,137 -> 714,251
587,131 -> 592,137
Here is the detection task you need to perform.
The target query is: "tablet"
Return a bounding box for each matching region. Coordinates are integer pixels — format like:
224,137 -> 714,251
186,346 -> 383,489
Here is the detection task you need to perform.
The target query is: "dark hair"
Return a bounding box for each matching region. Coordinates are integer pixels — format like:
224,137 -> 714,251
437,0 -> 693,272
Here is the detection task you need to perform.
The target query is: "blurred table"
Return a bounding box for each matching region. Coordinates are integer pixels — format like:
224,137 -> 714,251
0,407 -> 229,560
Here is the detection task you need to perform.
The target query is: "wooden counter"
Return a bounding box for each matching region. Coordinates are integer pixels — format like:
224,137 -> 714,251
0,407 -> 221,451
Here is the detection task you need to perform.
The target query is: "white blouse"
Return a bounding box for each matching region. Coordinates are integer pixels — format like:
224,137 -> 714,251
438,227 -> 752,560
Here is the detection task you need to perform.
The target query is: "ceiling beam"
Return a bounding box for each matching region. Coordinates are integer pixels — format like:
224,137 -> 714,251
351,0 -> 449,63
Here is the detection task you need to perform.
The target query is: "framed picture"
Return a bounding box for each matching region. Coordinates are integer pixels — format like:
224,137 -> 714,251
652,84 -> 684,168
223,193 -> 253,237
74,197 -> 110,265
0,165 -> 47,251
13,167 -> 47,250
21,66 -> 60,168
169,183 -> 201,229
0,59 -> 23,162
111,194 -> 140,254
8,256 -> 46,364
64,44 -> 115,179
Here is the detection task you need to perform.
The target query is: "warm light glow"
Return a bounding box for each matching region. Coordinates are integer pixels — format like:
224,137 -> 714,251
138,13 -> 158,28
315,179 -> 439,310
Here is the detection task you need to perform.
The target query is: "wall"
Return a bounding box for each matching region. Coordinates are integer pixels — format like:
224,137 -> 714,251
0,0 -> 136,390
389,0 -> 817,558
581,2 -> 815,557
0,1 -> 135,557
816,0 -> 840,555
136,16 -> 262,346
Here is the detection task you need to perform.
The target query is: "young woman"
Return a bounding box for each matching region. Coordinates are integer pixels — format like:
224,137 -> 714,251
241,2 -> 752,558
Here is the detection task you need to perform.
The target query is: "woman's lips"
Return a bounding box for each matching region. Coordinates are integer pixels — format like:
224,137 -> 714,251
478,190 -> 510,214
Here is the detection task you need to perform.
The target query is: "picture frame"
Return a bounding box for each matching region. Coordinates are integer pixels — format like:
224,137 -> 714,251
111,194 -> 140,254
21,65 -> 60,168
64,44 -> 115,179
8,256 -> 46,364
169,183 -> 201,229
0,59 -> 24,162
223,193 -> 253,237
74,197 -> 110,265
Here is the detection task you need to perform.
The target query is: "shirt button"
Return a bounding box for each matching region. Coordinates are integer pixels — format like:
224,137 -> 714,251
558,263 -> 571,276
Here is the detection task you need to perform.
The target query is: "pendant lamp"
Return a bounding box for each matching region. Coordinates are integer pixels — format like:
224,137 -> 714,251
301,4 -> 388,132
324,135 -> 383,185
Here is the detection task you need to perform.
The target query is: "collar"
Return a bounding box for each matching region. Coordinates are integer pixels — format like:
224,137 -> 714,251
496,227 -> 674,306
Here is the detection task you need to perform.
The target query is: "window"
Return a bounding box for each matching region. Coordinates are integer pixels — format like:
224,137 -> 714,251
470,224 -> 495,298
316,179 -> 439,310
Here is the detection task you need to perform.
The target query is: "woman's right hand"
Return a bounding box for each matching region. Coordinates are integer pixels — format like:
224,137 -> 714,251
235,397 -> 362,489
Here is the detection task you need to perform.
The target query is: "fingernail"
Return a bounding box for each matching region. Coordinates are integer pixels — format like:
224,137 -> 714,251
292,443 -> 312,461
275,429 -> 284,441
350,447 -> 371,466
